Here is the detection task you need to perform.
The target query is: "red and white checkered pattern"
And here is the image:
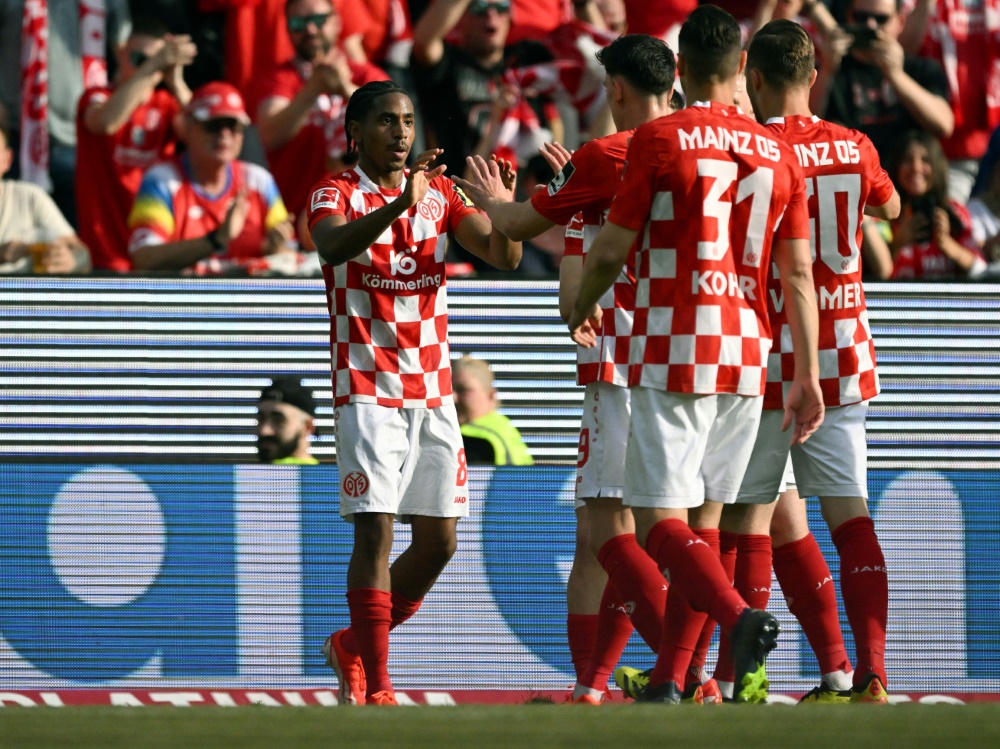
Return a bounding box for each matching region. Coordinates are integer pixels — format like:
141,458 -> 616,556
764,116 -> 896,409
608,102 -> 810,396
308,166 -> 477,408
533,131 -> 635,387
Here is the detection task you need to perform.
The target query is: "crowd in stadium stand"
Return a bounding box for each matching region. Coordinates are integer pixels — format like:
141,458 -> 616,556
0,0 -> 997,280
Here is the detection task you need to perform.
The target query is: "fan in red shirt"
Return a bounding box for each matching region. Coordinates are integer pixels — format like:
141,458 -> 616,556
255,0 -> 389,223
455,33 -> 681,706
75,19 -> 196,271
568,5 -> 822,704
308,80 -> 520,707
127,82 -> 293,274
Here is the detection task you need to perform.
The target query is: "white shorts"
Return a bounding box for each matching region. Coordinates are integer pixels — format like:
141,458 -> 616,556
735,409 -> 791,505
790,401 -> 868,499
625,387 -> 763,509
333,402 -> 470,521
575,381 -> 631,507
736,402 -> 868,503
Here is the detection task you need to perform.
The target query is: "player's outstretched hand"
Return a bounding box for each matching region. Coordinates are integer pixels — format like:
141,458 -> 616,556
568,304 -> 603,348
539,141 -> 573,175
490,154 -> 517,192
453,155 -> 514,208
402,149 -> 447,207
782,377 -> 825,445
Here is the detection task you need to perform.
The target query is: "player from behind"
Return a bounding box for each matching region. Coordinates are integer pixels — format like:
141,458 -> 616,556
568,5 -> 823,704
721,19 -> 899,704
453,34 -> 678,704
308,80 -> 522,706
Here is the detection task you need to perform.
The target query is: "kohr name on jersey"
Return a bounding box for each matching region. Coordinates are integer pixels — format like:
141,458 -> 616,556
692,270 -> 758,300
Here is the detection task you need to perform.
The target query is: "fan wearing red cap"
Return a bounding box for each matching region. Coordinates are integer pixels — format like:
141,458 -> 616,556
126,81 -> 295,274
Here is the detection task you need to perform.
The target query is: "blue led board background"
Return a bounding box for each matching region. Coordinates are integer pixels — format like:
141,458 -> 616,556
1,279 -> 998,692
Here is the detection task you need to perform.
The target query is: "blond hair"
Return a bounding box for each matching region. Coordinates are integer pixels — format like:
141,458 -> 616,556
453,355 -> 501,407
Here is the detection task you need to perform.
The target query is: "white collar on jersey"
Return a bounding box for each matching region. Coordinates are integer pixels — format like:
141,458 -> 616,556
690,99 -> 745,115
353,164 -> 406,196
765,115 -> 821,125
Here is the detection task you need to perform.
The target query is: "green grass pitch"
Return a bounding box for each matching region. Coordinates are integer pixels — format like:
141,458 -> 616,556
3,704 -> 1000,749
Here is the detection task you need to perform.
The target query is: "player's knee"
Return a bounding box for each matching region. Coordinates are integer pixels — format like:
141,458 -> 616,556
420,534 -> 457,569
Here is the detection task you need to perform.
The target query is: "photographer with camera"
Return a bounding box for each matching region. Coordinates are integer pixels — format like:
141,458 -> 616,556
863,130 -> 985,279
811,0 -> 954,162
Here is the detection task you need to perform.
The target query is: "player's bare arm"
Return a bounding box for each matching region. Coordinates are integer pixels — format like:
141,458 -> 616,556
452,211 -> 522,271
558,253 -> 584,324
453,155 -> 555,241
312,150 -> 448,265
773,236 -> 824,444
567,221 -> 637,342
864,188 -> 901,221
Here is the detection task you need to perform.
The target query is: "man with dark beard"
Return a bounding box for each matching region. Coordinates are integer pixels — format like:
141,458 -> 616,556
256,377 -> 320,464
253,0 -> 389,222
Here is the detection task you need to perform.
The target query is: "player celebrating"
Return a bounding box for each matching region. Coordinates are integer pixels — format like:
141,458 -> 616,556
308,80 -> 521,706
454,34 -> 679,705
721,18 -> 899,703
568,5 -> 823,704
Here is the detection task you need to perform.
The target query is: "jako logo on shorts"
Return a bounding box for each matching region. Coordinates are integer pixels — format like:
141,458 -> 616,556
342,472 -> 370,497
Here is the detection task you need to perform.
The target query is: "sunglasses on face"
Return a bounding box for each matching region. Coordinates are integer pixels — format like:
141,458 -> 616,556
287,12 -> 330,33
468,0 -> 512,16
201,118 -> 244,135
128,50 -> 150,67
851,10 -> 892,25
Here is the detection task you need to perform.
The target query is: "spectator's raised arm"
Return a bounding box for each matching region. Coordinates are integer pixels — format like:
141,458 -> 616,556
412,0 -> 475,68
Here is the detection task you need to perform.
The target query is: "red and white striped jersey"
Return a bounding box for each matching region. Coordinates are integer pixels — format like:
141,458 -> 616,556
608,101 -> 810,396
532,130 -> 636,387
307,166 -> 477,408
764,116 -> 895,409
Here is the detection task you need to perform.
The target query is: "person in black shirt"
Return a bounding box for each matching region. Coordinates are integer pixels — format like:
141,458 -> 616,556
811,0 -> 953,160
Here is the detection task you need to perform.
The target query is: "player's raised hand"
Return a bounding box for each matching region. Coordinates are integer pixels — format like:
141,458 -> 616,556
402,149 -> 447,207
453,155 -> 514,208
568,304 -> 603,348
782,377 -> 825,445
538,141 -> 573,175
490,154 -> 517,192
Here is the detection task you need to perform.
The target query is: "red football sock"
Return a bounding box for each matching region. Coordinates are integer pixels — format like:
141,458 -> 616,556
831,516 -> 888,687
736,534 -> 773,611
390,591 -> 422,628
644,519 -> 747,634
346,588 -> 393,696
597,533 -> 668,650
567,613 -> 598,681
773,534 -> 852,675
715,533 -> 773,683
651,585 -> 707,688
580,581 -> 635,691
688,528 -> 722,684
340,592 -> 423,656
